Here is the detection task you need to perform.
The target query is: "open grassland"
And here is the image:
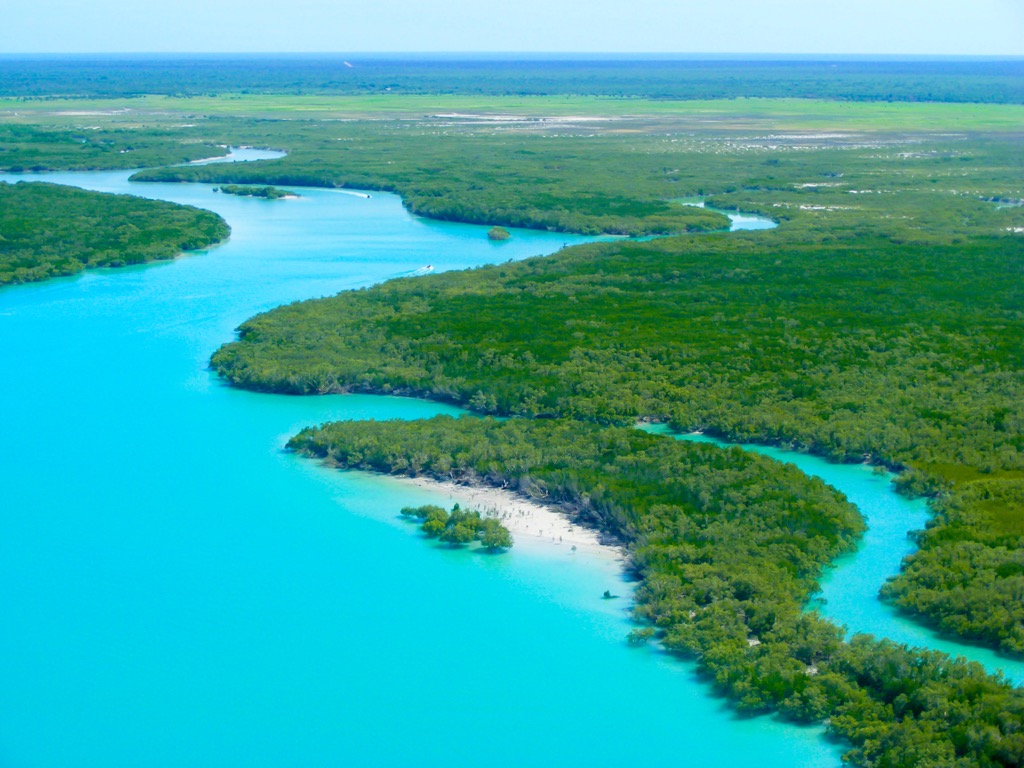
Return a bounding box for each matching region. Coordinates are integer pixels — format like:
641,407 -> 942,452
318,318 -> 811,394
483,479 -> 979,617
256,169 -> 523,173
3,94 -> 1024,132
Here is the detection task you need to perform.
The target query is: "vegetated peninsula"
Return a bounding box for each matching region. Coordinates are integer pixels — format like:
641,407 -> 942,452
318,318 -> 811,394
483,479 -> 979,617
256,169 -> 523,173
206,120 -> 1024,761
215,225 -> 1024,654
0,181 -> 229,286
289,415 -> 1023,767
207,125 -> 1024,660
0,123 -> 229,172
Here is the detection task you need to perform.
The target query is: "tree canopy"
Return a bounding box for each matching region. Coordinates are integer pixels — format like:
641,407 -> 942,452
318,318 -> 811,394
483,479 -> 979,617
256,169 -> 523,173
0,181 -> 229,286
291,415 -> 1024,767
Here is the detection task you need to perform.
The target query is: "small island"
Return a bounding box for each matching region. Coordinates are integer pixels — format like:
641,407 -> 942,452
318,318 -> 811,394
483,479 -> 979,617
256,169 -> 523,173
487,226 -> 511,241
215,184 -> 296,200
400,503 -> 513,551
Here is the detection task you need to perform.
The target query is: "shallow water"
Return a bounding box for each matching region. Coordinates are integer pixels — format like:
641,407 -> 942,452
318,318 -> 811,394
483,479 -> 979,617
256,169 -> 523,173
642,427 -> 1024,686
675,196 -> 778,231
0,157 -> 841,766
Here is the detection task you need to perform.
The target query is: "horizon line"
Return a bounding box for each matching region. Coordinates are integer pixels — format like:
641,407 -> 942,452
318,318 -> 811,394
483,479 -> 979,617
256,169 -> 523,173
2,52 -> 1023,60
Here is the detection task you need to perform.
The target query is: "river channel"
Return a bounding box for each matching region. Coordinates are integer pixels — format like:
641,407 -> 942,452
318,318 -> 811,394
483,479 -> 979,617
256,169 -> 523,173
3,150 -> 1008,767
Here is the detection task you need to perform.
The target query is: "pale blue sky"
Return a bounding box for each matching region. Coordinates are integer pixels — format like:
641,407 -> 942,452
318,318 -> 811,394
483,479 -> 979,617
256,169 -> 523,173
2,0 -> 1022,55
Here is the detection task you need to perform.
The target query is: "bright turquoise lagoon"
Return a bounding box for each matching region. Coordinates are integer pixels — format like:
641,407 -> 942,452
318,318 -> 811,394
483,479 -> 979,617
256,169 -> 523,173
0,157 -> 841,767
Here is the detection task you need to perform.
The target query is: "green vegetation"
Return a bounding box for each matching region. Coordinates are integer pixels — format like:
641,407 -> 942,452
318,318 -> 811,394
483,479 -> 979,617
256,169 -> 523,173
291,415 -> 1023,767
214,226 -> 1024,650
6,93 -> 1023,131
0,123 -> 226,172
0,181 -> 229,286
487,226 -> 511,241
125,114 -> 1020,239
132,129 -> 733,236
122,111 -> 1020,239
400,503 -> 513,550
206,126 -> 1024,658
216,184 -> 293,199
881,480 -> 1024,655
0,58 -> 1020,104
212,227 -> 1024,474
627,626 -> 656,645
5,65 -> 1024,763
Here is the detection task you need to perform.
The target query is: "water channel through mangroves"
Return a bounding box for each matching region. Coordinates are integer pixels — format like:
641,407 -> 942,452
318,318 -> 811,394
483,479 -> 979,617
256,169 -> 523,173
641,426 -> 1024,686
1,149 -> 1011,768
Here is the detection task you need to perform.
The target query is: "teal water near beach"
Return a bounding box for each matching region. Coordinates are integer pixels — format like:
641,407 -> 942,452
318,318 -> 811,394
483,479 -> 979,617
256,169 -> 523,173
0,155 -> 839,766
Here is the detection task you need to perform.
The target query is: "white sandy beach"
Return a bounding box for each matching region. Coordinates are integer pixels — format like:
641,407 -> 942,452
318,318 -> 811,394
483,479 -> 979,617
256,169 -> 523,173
397,475 -> 624,564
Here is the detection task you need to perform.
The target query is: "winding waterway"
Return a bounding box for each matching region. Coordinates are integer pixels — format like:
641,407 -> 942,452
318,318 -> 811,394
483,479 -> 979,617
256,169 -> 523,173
0,153 -> 838,767
3,152 -> 1016,767
641,427 -> 1024,686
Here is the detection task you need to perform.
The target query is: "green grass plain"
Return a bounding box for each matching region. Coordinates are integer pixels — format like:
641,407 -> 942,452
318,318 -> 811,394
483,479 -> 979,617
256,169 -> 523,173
3,94 -> 1024,133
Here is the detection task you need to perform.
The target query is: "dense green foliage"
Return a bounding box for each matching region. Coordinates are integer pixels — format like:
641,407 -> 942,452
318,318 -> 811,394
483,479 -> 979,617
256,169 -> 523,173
0,123 -> 226,172
128,117 -> 1022,238
294,417 -> 862,563
400,503 -> 513,550
0,181 -> 229,285
213,226 -> 1024,649
216,184 -> 293,199
882,480 -> 1024,655
6,69 -> 1024,759
291,416 -> 1023,767
213,231 -> 1024,473
133,130 -> 733,236
486,226 -> 510,241
1,57 -> 1021,103
202,127 -> 1024,654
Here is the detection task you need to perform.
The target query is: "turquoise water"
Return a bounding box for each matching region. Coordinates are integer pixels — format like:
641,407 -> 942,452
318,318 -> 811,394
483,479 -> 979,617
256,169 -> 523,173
0,159 -> 841,766
725,209 -> 777,231
642,427 -> 1024,686
675,197 -> 778,231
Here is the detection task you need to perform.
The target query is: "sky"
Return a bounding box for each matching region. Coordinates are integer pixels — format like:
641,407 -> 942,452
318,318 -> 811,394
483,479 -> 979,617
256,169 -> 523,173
1,0 -> 1022,55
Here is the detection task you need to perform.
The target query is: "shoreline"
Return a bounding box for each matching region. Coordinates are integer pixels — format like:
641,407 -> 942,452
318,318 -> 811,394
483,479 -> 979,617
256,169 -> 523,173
393,475 -> 626,565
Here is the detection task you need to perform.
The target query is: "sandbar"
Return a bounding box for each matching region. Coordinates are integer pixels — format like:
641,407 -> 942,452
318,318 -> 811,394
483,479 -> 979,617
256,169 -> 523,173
394,475 -> 625,564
